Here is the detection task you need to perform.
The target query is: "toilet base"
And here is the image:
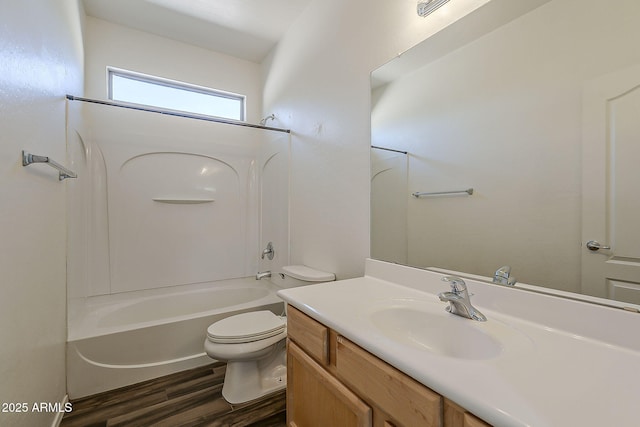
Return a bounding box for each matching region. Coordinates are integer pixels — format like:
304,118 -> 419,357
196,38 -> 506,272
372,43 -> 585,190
221,340 -> 287,404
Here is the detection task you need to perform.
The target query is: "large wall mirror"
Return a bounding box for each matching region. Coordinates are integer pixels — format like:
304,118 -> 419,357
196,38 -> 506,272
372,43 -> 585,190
371,0 -> 640,304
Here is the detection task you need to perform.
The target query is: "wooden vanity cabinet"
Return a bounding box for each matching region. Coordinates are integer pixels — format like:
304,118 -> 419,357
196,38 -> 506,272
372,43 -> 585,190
286,305 -> 492,427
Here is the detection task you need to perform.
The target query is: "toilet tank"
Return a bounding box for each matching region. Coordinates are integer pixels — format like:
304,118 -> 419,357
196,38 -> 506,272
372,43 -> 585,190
281,265 -> 335,288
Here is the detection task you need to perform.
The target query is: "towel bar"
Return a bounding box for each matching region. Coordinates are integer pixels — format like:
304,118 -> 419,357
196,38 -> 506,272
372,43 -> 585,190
412,188 -> 473,198
22,151 -> 77,181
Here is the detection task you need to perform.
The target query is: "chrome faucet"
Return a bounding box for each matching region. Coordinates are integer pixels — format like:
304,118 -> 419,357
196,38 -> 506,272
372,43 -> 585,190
438,276 -> 486,321
493,265 -> 516,286
256,271 -> 271,280
261,242 -> 274,260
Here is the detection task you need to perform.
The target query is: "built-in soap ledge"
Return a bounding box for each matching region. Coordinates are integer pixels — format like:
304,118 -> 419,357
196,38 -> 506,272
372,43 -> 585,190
152,197 -> 215,204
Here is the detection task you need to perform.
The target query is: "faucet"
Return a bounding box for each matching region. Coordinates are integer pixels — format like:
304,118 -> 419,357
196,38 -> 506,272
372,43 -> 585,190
438,276 -> 486,321
261,242 -> 274,260
493,265 -> 516,286
256,271 -> 271,280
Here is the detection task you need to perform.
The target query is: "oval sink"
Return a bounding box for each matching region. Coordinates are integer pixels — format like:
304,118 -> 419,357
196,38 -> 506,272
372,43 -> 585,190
369,302 -> 531,360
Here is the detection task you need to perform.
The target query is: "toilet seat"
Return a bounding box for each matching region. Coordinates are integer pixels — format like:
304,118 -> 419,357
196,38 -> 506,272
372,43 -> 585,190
207,310 -> 285,344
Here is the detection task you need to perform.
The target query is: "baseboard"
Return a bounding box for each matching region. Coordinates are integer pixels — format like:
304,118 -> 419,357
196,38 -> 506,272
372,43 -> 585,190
50,394 -> 69,427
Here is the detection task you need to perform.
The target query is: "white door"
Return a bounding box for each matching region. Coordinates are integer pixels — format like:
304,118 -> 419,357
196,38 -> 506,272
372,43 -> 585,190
582,64 -> 640,304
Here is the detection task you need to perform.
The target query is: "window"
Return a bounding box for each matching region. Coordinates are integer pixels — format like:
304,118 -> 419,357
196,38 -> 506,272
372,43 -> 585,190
108,68 -> 245,121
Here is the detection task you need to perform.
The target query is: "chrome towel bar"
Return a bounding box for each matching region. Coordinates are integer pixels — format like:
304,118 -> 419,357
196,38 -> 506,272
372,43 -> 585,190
412,188 -> 473,198
22,151 -> 77,181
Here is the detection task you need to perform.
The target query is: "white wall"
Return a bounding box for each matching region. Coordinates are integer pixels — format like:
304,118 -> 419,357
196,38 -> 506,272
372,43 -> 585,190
0,0 -> 84,425
83,16 -> 263,123
262,0 -> 493,279
371,0 -> 640,292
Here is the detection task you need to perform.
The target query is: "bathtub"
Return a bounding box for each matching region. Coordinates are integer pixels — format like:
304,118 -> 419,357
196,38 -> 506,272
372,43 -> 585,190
67,277 -> 284,399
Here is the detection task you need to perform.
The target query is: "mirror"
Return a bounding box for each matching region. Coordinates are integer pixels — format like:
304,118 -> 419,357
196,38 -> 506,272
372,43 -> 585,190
370,0 -> 640,304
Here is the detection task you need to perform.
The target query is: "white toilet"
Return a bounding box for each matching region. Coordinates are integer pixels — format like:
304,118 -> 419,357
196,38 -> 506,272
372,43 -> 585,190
204,265 -> 335,404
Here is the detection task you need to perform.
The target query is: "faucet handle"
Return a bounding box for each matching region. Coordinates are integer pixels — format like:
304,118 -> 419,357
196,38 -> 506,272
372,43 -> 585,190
442,276 -> 466,293
494,265 -> 516,286
494,265 -> 511,279
261,242 -> 274,260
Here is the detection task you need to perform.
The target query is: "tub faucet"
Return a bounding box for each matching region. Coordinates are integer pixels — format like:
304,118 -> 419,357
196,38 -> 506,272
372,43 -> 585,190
256,271 -> 271,280
493,265 -> 516,286
438,276 -> 486,321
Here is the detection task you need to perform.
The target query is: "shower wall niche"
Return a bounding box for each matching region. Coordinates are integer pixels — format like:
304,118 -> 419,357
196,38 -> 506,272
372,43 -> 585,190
67,100 -> 290,298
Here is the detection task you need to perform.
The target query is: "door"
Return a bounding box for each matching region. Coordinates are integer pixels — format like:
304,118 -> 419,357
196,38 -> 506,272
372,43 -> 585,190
287,341 -> 372,427
582,64 -> 640,304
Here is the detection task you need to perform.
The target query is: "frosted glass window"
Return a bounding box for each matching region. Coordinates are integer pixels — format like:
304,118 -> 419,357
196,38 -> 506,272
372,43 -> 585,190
108,68 -> 245,121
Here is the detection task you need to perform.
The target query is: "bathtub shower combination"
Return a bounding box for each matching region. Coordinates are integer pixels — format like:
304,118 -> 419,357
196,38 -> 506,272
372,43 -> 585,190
66,99 -> 290,398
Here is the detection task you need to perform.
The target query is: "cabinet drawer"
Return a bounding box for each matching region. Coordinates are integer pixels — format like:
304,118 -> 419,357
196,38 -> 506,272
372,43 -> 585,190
335,336 -> 442,427
287,305 -> 329,365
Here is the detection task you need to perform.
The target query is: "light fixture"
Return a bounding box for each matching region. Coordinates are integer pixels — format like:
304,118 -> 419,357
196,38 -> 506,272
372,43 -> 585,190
417,0 -> 451,17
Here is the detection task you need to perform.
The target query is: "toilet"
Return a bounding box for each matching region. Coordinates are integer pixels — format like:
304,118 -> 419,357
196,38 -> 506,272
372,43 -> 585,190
204,265 -> 335,404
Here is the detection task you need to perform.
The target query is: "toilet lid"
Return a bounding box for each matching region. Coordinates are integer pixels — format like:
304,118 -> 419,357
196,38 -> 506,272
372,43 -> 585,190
207,311 -> 286,344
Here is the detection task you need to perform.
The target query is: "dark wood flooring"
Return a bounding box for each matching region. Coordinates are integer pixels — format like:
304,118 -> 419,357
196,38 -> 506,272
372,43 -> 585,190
60,362 -> 286,427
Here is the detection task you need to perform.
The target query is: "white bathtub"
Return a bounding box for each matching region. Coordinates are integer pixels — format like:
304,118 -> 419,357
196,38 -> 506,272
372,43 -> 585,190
67,277 -> 284,399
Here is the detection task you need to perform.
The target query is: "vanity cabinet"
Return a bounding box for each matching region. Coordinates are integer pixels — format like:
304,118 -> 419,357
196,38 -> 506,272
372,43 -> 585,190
286,305 -> 492,427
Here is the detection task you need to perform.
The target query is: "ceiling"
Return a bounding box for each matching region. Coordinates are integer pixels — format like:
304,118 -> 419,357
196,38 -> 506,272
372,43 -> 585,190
82,0 -> 313,63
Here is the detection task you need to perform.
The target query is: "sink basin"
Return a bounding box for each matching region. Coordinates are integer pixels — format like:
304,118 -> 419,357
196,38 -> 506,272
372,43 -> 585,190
369,300 -> 532,360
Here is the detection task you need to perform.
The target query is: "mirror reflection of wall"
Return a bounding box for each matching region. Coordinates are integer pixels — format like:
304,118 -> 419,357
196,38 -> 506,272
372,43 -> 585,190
370,146 -> 408,265
371,0 -> 640,299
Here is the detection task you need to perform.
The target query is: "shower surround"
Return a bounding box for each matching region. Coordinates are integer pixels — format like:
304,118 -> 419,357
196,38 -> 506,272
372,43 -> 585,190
65,100 -> 290,397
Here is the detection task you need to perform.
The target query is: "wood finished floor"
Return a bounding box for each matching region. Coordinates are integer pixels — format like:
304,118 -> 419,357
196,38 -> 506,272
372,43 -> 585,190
60,362 -> 286,427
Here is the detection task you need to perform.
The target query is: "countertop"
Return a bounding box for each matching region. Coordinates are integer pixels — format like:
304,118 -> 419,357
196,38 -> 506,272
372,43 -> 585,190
277,259 -> 640,427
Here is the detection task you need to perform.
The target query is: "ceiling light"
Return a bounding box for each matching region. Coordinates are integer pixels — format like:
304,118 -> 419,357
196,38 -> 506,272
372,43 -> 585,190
417,0 -> 451,17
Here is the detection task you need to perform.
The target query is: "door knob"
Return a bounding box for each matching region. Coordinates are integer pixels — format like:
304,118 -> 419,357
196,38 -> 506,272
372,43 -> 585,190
586,240 -> 611,251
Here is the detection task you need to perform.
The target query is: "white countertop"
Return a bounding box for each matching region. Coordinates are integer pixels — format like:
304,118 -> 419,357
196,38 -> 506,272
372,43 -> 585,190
277,259 -> 640,427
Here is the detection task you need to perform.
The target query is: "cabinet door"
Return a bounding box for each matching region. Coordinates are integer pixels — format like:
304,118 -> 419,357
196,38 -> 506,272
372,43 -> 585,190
444,399 -> 466,427
287,340 -> 372,427
444,398 -> 491,427
464,413 -> 491,427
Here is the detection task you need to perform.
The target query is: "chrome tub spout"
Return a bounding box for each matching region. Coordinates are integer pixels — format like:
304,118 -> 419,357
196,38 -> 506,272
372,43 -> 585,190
256,271 -> 271,280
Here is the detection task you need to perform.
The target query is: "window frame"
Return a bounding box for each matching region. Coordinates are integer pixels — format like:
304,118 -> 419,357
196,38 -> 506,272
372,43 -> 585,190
107,67 -> 246,122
